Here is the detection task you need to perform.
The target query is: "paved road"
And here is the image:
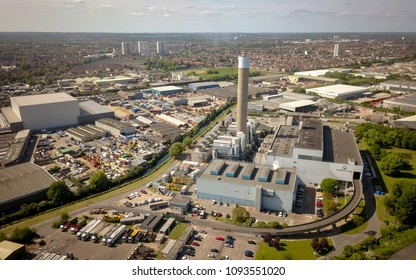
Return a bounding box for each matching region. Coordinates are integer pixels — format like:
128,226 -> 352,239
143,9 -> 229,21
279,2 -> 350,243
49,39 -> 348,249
324,175 -> 381,258
388,242 -> 416,260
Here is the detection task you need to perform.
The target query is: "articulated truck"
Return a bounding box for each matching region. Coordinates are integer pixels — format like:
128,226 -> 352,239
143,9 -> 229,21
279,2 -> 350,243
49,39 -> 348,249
76,219 -> 100,240
106,225 -> 126,247
80,219 -> 102,241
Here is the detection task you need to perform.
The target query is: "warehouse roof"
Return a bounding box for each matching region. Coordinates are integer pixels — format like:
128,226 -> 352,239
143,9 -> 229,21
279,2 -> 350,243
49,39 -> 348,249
307,84 -> 368,97
0,163 -> 55,205
11,92 -> 76,107
151,86 -> 183,92
280,100 -> 316,110
79,100 -> 113,116
1,107 -> 21,124
0,241 -> 25,260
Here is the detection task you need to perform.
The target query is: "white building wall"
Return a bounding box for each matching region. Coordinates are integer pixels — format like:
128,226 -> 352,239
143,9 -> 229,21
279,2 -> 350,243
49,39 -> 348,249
17,101 -> 79,130
295,159 -> 362,185
196,178 -> 257,206
261,185 -> 296,213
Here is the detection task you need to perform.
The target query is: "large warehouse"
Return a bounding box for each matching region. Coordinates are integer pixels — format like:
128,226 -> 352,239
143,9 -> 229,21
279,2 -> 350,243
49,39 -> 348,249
197,159 -> 298,213
188,82 -> 220,91
279,100 -> 316,112
0,162 -> 56,212
151,86 -> 184,96
383,94 -> 416,113
306,84 -> 368,100
10,93 -> 80,130
5,93 -> 114,131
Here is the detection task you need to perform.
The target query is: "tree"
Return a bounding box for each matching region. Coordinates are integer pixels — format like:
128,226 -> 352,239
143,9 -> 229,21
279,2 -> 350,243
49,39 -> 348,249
380,153 -> 407,176
385,181 -> 416,227
47,181 -> 73,205
182,136 -> 192,148
88,170 -> 112,193
320,178 -> 337,194
322,194 -> 338,216
191,127 -> 199,135
169,142 -> 184,158
10,227 -> 38,244
231,206 -> 250,224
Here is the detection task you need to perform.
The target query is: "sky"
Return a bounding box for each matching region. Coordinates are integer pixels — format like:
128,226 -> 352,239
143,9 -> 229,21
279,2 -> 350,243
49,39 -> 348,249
0,0 -> 415,33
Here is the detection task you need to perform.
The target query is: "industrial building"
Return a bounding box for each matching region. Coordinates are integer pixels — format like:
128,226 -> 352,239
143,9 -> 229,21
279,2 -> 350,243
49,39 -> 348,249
306,84 -> 368,100
0,162 -> 56,212
118,91 -> 143,100
0,107 -> 23,132
188,82 -> 220,91
10,93 -> 80,130
394,115 -> 416,129
0,241 -> 26,260
95,118 -> 136,137
0,129 -> 30,168
254,118 -> 363,184
187,97 -> 209,107
380,80 -> 416,94
169,196 -> 191,213
294,68 -> 351,77
155,114 -> 186,127
279,100 -> 316,112
167,97 -> 188,106
78,100 -> 115,124
3,93 -> 113,131
66,124 -> 109,142
159,217 -> 176,235
383,94 -> 416,112
140,214 -> 163,232
197,159 -> 297,212
151,86 -> 184,96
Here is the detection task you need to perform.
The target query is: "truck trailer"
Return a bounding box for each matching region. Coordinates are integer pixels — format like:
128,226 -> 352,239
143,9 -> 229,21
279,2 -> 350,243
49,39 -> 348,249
81,219 -> 102,241
107,225 -> 126,247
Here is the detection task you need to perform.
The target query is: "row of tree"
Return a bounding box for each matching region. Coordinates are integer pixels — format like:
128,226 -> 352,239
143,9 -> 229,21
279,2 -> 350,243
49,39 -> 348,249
355,123 -> 416,151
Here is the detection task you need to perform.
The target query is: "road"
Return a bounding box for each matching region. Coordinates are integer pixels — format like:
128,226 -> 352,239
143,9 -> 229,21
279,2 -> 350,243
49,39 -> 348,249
388,242 -> 416,260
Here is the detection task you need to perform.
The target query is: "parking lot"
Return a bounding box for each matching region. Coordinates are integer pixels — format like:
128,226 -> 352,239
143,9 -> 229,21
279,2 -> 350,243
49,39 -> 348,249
179,227 -> 260,260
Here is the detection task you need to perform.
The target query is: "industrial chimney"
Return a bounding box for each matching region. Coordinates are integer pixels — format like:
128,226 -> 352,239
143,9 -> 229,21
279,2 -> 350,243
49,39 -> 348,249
237,55 -> 249,137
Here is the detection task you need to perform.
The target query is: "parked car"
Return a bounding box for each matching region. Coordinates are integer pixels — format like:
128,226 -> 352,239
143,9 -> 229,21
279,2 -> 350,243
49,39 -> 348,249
216,236 -> 224,241
210,248 -> 219,253
248,240 -> 256,245
191,242 -> 200,246
244,250 -> 254,257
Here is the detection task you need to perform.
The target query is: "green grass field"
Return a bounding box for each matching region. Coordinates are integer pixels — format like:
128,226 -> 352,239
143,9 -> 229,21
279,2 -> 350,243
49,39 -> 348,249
168,223 -> 188,240
255,240 -> 317,260
358,141 -> 416,227
185,67 -> 267,80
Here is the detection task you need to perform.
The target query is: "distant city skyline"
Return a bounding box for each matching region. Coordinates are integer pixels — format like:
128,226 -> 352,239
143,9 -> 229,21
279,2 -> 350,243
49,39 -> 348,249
0,0 -> 415,33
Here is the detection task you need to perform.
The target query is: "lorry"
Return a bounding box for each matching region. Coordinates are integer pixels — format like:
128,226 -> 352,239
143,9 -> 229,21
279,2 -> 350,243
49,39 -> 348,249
101,225 -> 119,245
76,219 -> 100,240
107,225 -> 126,247
81,219 -> 102,241
70,219 -> 87,234
87,222 -> 107,242
91,224 -> 112,243
128,229 -> 140,243
199,210 -> 206,219
60,217 -> 78,231
121,228 -> 134,243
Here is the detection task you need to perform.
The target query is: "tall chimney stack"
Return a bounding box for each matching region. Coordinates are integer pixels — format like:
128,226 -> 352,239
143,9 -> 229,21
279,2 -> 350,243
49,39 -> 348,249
237,55 -> 249,137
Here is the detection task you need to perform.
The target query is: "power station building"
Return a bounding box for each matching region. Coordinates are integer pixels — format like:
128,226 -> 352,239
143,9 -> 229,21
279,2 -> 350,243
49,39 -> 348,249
255,118 -> 363,185
197,159 -> 297,213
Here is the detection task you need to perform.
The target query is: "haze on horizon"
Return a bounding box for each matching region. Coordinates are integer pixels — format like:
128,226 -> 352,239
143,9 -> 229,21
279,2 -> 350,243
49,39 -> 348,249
1,0 -> 415,33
